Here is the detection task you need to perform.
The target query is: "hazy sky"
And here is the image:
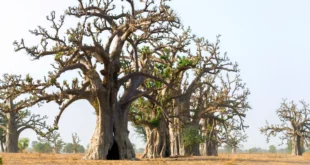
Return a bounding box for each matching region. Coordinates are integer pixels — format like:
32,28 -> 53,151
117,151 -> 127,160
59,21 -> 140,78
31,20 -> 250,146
1,0 -> 310,150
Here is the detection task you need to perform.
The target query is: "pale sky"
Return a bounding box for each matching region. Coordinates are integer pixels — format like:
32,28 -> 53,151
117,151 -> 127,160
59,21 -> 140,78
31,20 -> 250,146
1,0 -> 310,150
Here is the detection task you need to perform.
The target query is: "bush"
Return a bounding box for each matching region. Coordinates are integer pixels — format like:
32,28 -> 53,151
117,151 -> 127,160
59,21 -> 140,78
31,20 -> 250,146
183,125 -> 204,150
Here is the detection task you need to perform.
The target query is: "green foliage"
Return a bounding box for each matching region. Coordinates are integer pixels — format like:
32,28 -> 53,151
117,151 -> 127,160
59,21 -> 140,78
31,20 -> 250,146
269,145 -> 277,153
0,157 -> 2,165
63,143 -> 85,153
32,141 -> 53,153
149,118 -> 160,128
177,56 -> 195,68
18,138 -> 29,152
183,125 -> 204,149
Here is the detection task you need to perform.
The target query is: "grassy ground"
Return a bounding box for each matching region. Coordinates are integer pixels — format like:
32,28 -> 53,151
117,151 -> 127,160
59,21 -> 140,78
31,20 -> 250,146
1,153 -> 310,165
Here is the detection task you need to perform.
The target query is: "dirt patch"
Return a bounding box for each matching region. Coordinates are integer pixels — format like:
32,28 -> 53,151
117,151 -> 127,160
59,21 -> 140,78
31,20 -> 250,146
1,153 -> 310,165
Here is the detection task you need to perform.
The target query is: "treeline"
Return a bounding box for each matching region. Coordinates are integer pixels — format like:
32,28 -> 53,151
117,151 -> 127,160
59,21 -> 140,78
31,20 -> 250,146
7,132 -> 85,154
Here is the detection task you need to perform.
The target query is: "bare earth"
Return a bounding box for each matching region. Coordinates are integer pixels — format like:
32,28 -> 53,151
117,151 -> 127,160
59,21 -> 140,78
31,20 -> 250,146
1,153 -> 310,165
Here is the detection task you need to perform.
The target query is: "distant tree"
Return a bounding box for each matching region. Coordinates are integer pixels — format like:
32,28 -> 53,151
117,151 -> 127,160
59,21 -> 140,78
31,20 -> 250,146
260,100 -> 310,156
32,141 -> 52,153
72,133 -> 80,153
223,145 -> 232,153
63,143 -> 73,153
18,138 -> 29,152
248,147 -> 260,153
39,131 -> 64,153
224,129 -> 248,154
63,143 -> 85,153
269,145 -> 277,153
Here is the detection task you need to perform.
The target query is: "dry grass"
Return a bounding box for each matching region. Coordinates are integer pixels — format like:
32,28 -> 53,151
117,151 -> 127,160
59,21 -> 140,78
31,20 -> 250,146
1,153 -> 310,165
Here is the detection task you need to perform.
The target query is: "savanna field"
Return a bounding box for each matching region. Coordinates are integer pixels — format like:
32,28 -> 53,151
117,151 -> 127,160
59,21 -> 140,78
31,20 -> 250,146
1,153 -> 310,165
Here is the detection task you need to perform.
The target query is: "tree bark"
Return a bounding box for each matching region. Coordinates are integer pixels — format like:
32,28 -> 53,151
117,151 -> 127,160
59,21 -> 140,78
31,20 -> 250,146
142,118 -> 170,158
5,97 -> 19,153
84,91 -> 135,159
113,105 -> 135,159
232,147 -> 237,154
5,111 -> 19,153
291,135 -> 303,156
0,141 -> 4,152
83,98 -> 114,159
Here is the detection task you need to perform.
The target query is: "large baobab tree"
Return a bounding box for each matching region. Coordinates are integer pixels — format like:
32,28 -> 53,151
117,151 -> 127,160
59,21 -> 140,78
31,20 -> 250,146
0,74 -> 48,153
14,0 -> 180,160
260,100 -> 310,156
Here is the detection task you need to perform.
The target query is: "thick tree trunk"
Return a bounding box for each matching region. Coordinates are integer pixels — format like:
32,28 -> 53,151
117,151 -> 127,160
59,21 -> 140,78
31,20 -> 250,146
0,141 -> 4,152
169,119 -> 183,156
232,147 -> 237,154
200,140 -> 218,156
84,106 -> 114,159
113,105 -> 135,160
142,119 -> 170,158
291,135 -> 303,156
5,111 -> 19,153
84,97 -> 135,160
206,141 -> 218,156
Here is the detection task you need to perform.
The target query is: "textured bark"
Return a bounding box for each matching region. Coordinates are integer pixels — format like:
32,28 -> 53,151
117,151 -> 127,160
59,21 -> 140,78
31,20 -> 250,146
142,119 -> 170,158
113,105 -> 135,159
5,98 -> 19,153
84,98 -> 114,160
169,119 -> 182,156
291,135 -> 303,156
84,70 -> 137,159
5,111 -> 19,153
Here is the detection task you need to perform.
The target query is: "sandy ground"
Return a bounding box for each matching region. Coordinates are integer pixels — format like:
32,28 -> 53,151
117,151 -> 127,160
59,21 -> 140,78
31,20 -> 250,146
1,153 -> 310,165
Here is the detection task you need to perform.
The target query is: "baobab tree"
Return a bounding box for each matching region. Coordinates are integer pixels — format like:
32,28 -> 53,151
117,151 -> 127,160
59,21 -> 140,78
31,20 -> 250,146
130,33 -> 241,157
260,100 -> 310,156
0,74 -> 49,152
224,129 -> 247,154
14,0 -> 181,160
196,74 -> 250,156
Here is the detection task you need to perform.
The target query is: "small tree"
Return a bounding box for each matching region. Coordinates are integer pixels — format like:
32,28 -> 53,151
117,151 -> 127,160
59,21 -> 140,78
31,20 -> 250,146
38,131 -> 64,153
269,145 -> 277,153
18,138 -> 29,152
72,133 -> 80,153
260,100 -> 310,156
32,141 -> 53,153
63,143 -> 85,153
224,129 -> 248,154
